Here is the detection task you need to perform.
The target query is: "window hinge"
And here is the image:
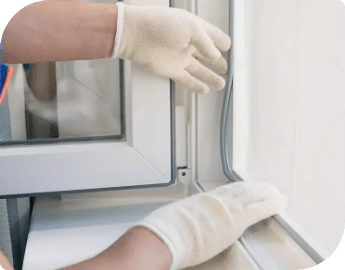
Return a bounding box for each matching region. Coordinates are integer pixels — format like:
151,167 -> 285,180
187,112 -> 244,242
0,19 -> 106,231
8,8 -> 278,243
177,167 -> 192,185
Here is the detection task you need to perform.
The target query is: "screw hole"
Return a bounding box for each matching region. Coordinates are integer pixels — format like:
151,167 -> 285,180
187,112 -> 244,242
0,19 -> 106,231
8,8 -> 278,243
182,172 -> 186,176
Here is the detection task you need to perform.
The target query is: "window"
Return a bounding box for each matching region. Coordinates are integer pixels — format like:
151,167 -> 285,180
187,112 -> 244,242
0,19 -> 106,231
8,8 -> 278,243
0,0 -> 175,198
231,0 -> 345,259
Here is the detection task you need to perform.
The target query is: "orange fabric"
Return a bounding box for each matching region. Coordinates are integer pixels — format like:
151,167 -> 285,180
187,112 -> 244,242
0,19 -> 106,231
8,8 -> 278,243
0,66 -> 13,105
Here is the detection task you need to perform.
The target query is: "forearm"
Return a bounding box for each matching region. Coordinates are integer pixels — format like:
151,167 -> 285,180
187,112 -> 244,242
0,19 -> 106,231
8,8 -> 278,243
59,227 -> 172,270
1,1 -> 118,64
0,250 -> 13,270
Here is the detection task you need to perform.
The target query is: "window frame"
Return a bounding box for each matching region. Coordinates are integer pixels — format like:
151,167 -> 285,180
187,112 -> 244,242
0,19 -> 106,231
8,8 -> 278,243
0,0 -> 177,199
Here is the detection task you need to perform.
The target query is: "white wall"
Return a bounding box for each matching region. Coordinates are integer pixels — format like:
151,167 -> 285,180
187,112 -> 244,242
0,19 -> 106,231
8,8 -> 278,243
233,0 -> 345,257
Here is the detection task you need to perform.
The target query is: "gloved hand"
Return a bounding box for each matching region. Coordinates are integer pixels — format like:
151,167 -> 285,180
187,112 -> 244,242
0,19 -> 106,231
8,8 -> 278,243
131,182 -> 287,270
111,2 -> 231,94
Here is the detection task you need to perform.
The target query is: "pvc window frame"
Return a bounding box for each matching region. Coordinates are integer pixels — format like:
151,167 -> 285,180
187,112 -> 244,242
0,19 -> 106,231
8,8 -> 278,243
192,0 -> 325,268
0,0 -> 177,199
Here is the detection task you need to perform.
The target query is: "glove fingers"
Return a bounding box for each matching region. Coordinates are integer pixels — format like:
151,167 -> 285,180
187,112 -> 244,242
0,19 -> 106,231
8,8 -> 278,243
185,58 -> 226,90
191,26 -> 222,61
231,182 -> 282,200
174,70 -> 210,94
193,51 -> 228,75
210,182 -> 286,212
211,182 -> 278,199
199,19 -> 232,52
237,186 -> 284,208
243,192 -> 288,225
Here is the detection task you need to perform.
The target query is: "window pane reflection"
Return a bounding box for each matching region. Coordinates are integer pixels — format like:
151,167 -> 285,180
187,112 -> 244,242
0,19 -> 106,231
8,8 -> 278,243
0,58 -> 122,144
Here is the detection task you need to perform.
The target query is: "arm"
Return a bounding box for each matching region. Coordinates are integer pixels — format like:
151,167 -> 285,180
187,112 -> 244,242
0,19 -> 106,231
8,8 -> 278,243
0,250 -> 14,270
59,182 -> 286,270
1,1 -> 118,64
1,2 -> 231,94
58,227 -> 172,270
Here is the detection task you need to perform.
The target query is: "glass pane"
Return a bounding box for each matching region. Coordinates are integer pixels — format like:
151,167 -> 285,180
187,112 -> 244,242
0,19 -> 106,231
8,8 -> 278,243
0,58 -> 122,144
0,0 -> 122,144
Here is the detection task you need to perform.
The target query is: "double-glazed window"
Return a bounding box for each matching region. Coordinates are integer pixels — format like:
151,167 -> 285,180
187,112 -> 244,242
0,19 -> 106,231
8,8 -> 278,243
0,0 -> 175,198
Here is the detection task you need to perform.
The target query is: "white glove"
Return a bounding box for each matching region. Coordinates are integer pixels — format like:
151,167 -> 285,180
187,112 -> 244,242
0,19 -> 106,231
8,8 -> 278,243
111,2 -> 231,94
131,182 -> 287,270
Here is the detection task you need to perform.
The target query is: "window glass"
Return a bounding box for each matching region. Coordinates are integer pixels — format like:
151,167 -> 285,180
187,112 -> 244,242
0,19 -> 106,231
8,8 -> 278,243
0,58 -> 122,144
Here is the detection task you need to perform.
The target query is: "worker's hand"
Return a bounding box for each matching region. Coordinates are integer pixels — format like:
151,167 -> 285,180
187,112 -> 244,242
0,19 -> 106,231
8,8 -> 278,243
131,182 -> 287,270
112,3 -> 231,94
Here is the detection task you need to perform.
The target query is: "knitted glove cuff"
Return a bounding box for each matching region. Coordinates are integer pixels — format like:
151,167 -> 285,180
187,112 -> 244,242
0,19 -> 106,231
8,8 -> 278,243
111,2 -> 125,58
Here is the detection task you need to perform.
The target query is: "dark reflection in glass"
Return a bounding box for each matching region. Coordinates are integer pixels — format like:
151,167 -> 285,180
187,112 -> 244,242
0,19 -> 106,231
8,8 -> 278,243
0,58 -> 123,145
24,62 -> 59,140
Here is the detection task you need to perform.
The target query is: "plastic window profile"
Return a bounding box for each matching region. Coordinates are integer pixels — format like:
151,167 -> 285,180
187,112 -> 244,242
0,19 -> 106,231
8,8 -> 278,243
219,0 -> 325,265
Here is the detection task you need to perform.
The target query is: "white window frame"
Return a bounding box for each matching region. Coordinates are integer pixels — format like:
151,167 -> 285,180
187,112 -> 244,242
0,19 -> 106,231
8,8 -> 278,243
192,0 -> 325,268
0,0 -> 176,198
